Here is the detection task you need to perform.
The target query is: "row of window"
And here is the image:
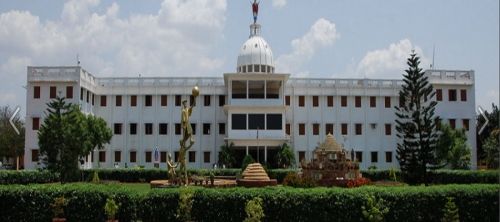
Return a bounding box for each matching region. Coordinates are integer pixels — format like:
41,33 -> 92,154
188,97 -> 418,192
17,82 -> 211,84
237,64 -> 275,73
289,96 -> 397,108
231,113 -> 282,130
297,151 -> 394,163
113,123 -> 226,135
100,95 -> 227,107
231,80 -> 281,99
290,123 -> 394,136
33,86 -> 74,99
436,89 -> 467,102
31,150 -> 212,164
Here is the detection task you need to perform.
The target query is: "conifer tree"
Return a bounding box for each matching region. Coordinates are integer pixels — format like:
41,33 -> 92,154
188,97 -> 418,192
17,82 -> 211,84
395,52 -> 439,185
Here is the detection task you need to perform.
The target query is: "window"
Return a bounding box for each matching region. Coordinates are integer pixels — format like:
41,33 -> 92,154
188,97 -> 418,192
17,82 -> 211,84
145,151 -> 152,162
371,151 -> 378,163
175,95 -> 181,106
448,89 -> 457,101
327,96 -> 334,107
116,95 -> 122,106
86,91 -> 90,103
266,114 -> 282,130
99,151 -> 106,162
31,149 -> 39,162
355,96 -> 361,108
203,123 -> 211,135
286,124 -> 291,135
219,123 -> 226,135
34,86 -> 40,99
159,123 -> 168,135
145,123 -> 153,135
312,124 -> 320,135
255,64 -> 260,72
298,151 -> 306,162
298,96 -> 305,107
189,151 -> 196,162
436,89 -> 443,101
449,119 -> 456,129
341,124 -> 348,135
385,124 -> 391,135
219,95 -> 226,106
326,123 -> 333,135
175,152 -> 179,162
341,96 -> 347,107
385,97 -> 391,108
249,80 -> 265,99
248,65 -> 253,72
131,95 -> 137,107
204,95 -> 211,106
130,151 -> 136,163
249,114 -> 265,130
161,95 -> 168,106
299,124 -> 305,135
232,114 -> 247,130
145,95 -> 152,106
130,123 -> 137,135
175,123 -> 181,135
80,88 -> 84,100
385,151 -> 392,163
285,96 -> 290,106
204,151 -> 210,163
161,151 -> 167,162
191,124 -> 196,135
232,80 -> 247,99
460,89 -> 467,101
114,123 -> 122,135
266,81 -> 281,99
370,96 -> 376,107
66,86 -> 73,99
50,86 -> 57,98
312,96 -> 319,107
32,117 -> 40,130
462,119 -> 469,131
355,124 -> 362,135
355,151 -> 363,162
100,95 -> 107,107
114,151 -> 121,162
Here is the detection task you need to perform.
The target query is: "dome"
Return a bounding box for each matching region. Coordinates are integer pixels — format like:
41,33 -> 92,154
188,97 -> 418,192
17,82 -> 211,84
316,133 -> 343,152
236,24 -> 275,73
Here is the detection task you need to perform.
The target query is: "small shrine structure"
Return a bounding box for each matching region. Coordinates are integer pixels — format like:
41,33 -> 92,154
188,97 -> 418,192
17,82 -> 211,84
301,133 -> 361,185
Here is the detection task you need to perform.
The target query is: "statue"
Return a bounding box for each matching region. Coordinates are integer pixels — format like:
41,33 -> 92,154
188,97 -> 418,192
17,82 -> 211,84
166,152 -> 178,184
177,86 -> 199,185
251,0 -> 260,24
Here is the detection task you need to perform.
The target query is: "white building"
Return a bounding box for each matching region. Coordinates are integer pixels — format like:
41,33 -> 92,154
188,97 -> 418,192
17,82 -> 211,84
24,16 -> 476,170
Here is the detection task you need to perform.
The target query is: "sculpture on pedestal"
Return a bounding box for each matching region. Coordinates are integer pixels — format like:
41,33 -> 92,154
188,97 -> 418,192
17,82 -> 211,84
177,86 -> 199,185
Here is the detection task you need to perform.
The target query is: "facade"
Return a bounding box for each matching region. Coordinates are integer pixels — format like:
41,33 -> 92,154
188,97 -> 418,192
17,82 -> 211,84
24,17 -> 477,170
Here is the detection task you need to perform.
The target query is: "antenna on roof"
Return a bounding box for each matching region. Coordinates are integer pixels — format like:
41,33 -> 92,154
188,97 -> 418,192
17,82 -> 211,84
77,53 -> 81,66
431,45 -> 435,70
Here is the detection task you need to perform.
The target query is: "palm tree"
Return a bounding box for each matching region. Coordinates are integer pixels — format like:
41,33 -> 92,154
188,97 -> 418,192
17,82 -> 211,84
276,143 -> 295,168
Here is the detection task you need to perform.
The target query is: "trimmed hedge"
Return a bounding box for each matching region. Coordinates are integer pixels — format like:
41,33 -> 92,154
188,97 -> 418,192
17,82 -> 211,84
0,170 -> 59,184
1,169 -> 498,185
0,184 -> 497,222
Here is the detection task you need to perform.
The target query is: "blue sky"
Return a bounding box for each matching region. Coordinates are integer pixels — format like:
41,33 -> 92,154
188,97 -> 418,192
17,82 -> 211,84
0,0 -> 498,115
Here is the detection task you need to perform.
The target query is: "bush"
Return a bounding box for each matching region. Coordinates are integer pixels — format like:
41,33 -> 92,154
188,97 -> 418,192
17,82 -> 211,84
282,172 -> 316,188
361,169 -> 499,184
242,155 -> 255,170
0,170 -> 58,184
0,184 -> 497,222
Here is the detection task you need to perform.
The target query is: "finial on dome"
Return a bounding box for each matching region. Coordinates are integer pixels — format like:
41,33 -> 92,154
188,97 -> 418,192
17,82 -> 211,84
252,0 -> 260,24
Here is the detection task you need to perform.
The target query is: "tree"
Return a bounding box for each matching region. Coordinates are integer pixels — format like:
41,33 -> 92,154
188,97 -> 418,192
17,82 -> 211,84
275,143 -> 295,168
477,103 -> 499,166
436,124 -> 471,169
441,197 -> 459,222
0,106 -> 25,167
242,154 -> 255,170
219,142 -> 236,168
395,52 -> 439,185
483,130 -> 499,169
38,96 -> 112,182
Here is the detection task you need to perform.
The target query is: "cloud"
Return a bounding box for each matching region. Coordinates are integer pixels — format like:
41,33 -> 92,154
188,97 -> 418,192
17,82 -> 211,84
272,0 -> 287,8
0,0 -> 228,117
276,18 -> 339,74
356,39 -> 430,79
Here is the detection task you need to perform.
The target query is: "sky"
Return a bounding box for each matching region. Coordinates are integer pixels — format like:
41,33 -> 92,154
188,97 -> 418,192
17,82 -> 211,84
0,0 -> 498,117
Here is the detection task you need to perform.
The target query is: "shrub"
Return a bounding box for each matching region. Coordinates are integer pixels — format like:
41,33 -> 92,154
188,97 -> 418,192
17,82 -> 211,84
51,196 -> 68,218
361,194 -> 389,222
176,188 -> 194,222
282,172 -> 316,188
244,197 -> 264,222
241,155 -> 255,170
105,196 -> 120,220
91,171 -> 100,183
441,197 -> 459,222
0,170 -> 58,184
